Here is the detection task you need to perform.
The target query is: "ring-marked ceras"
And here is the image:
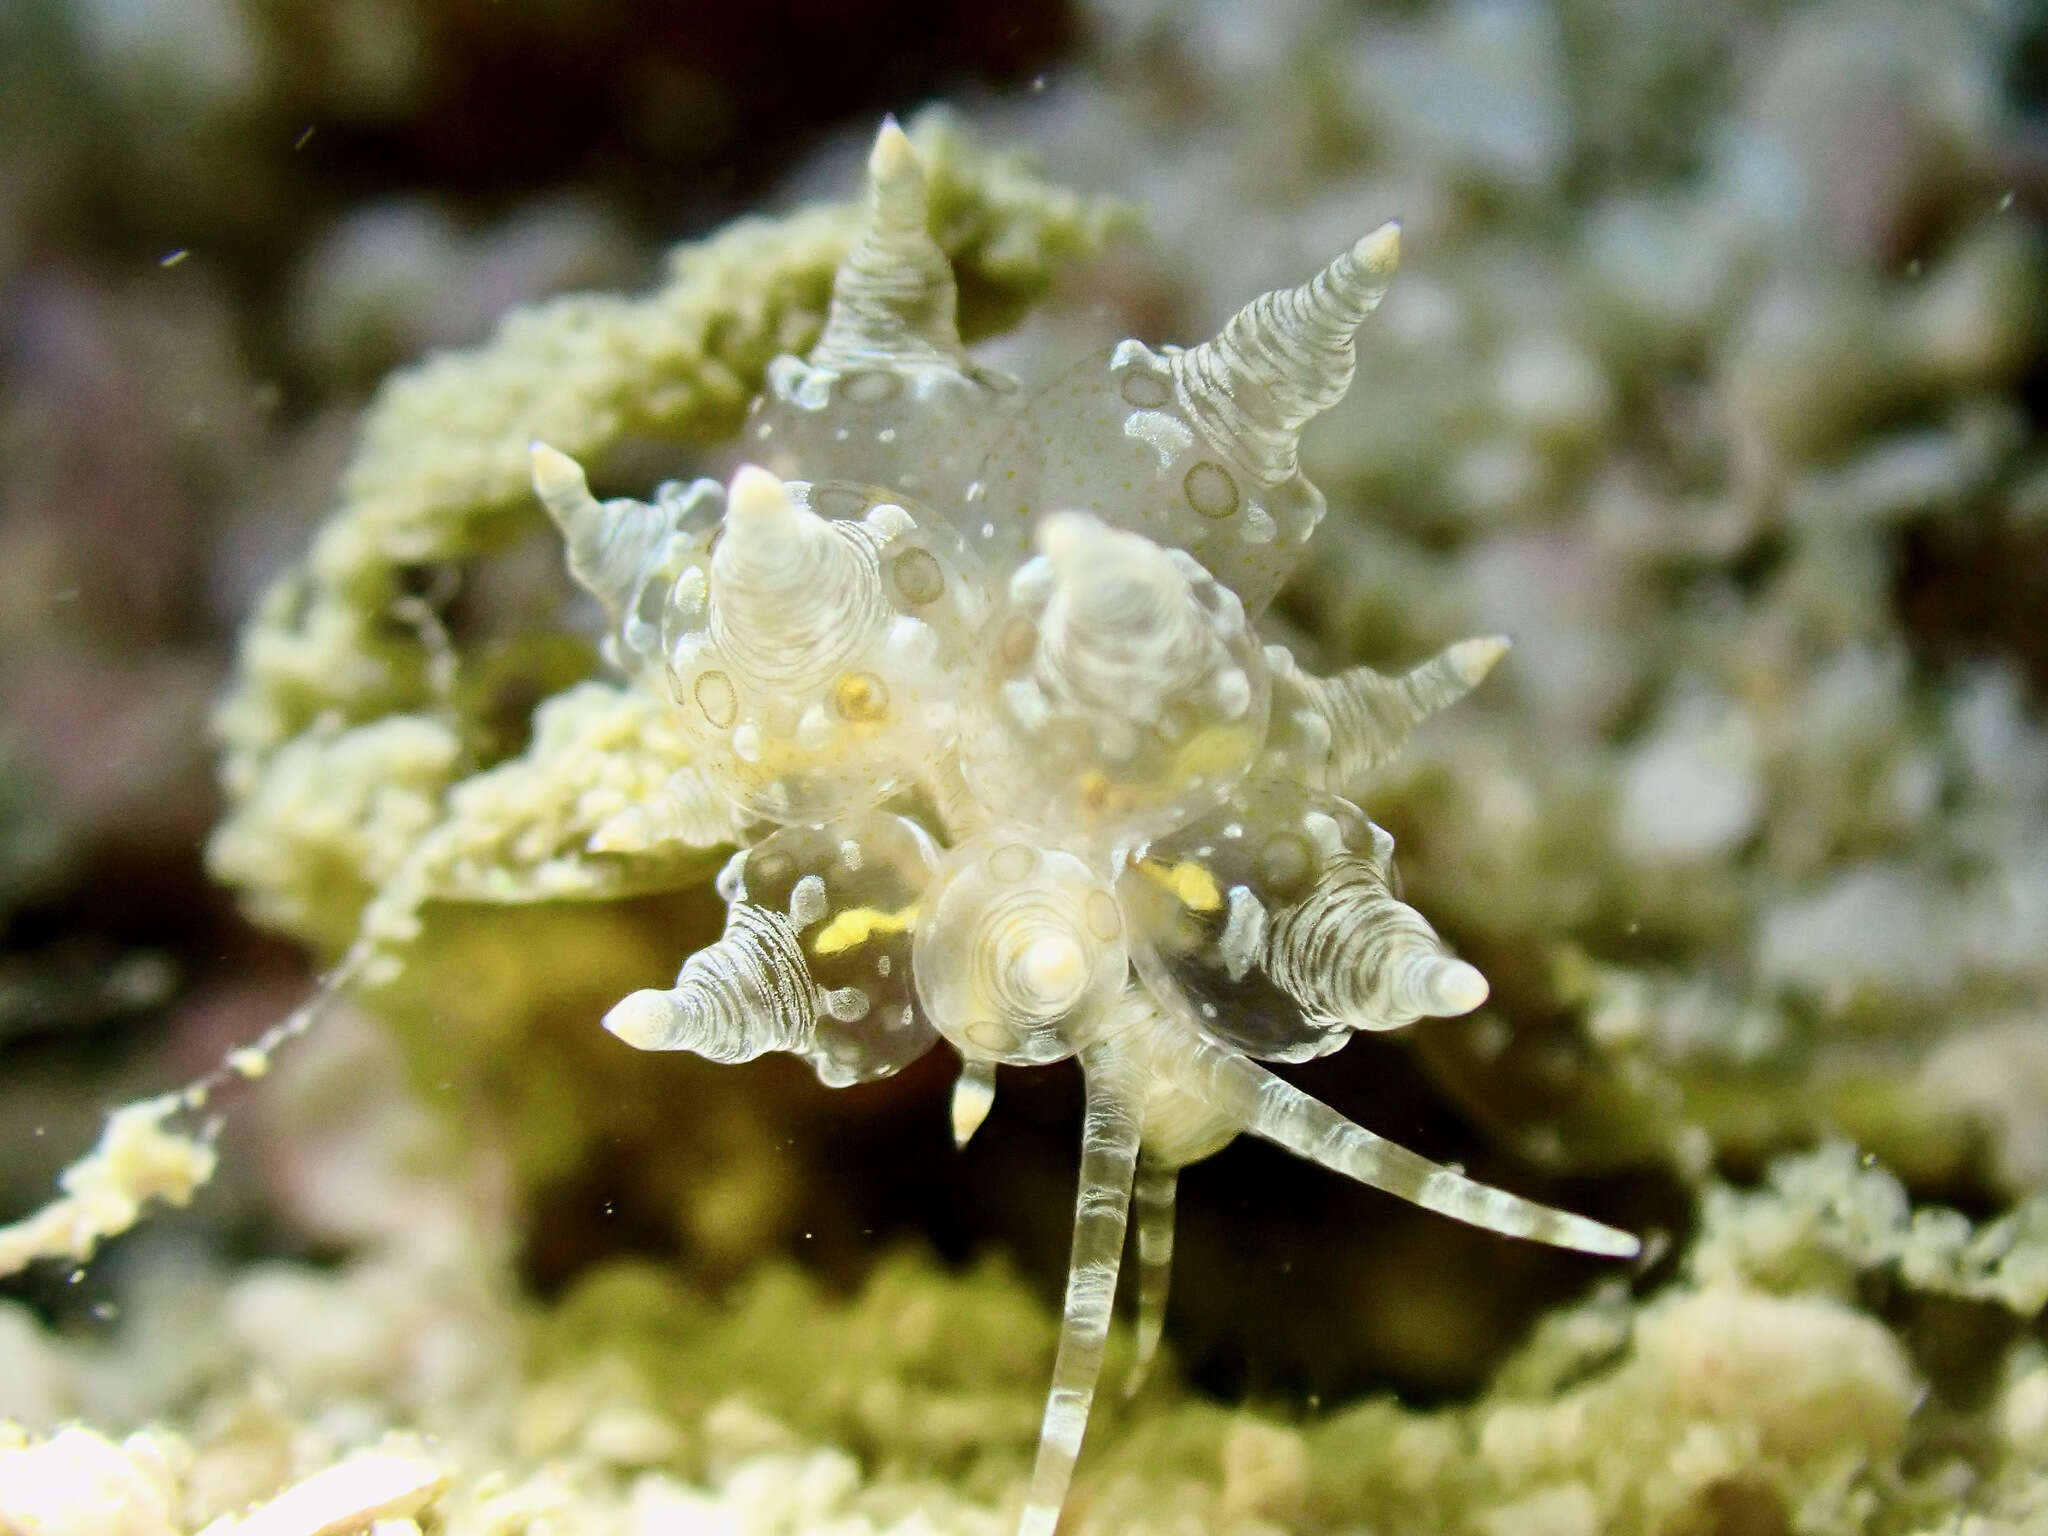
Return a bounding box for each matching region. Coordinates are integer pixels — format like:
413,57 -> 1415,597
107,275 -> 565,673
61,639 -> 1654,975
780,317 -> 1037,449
532,120 -> 1639,1536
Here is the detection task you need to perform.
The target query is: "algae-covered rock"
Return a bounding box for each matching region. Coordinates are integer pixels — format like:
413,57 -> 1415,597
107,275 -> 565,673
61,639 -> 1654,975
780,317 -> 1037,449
4,1134 -> 2046,1534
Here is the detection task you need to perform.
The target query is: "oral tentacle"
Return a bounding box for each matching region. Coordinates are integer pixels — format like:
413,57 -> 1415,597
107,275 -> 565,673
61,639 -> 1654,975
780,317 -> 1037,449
1015,1040 -> 1143,1536
1125,1156 -> 1178,1398
1130,1008 -> 1640,1258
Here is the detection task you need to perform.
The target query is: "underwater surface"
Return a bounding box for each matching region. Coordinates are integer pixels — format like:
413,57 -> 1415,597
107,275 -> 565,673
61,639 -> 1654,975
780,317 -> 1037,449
2,2 -> 2046,1533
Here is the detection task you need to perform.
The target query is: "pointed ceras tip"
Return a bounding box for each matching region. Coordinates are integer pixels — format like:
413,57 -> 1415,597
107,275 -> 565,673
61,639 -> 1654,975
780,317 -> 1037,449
603,989 -> 677,1051
1354,219 -> 1401,278
869,115 -> 918,185
1424,957 -> 1490,1017
864,117 -> 929,241
529,440 -> 587,507
725,463 -> 794,529
1448,634 -> 1511,688
718,465 -> 817,584
1166,218 -> 1403,493
804,113 -> 962,377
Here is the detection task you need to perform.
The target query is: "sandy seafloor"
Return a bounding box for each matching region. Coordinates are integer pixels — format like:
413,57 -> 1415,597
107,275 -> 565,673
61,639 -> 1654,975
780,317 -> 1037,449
3,1 -> 2047,1532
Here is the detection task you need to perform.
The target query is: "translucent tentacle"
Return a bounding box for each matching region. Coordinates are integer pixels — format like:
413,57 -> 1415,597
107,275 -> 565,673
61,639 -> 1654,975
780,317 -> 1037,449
1125,1157 -> 1176,1397
810,117 -> 966,372
1168,222 -> 1400,485
1269,635 -> 1509,790
603,902 -> 814,1061
921,754 -> 994,844
1130,1011 -> 1639,1258
1016,1041 -> 1143,1536
1120,1037 -> 1239,1397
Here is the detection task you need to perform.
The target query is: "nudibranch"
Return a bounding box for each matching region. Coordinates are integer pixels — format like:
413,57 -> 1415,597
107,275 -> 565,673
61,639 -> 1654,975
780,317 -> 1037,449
534,121 -> 1639,1536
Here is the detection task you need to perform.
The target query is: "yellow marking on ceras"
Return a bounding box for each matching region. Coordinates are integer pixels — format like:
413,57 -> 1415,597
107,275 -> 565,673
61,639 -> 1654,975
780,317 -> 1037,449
1135,857 -> 1223,913
811,902 -> 919,955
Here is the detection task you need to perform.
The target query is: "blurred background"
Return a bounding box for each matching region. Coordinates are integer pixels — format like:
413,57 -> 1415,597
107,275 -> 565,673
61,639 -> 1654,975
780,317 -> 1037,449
1,0 -> 2044,1424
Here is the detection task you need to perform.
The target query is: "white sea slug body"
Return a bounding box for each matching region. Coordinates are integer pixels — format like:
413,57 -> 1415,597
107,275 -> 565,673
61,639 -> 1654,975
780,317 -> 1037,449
539,120 -> 1639,1536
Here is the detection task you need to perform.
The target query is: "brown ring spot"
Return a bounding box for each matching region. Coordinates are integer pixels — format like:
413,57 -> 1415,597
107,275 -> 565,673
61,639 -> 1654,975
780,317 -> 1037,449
1118,369 -> 1171,409
694,669 -> 737,728
997,615 -> 1039,669
1184,461 -> 1240,520
1255,832 -> 1317,901
890,547 -> 945,606
809,483 -> 871,520
747,850 -> 794,891
986,842 -> 1038,883
1084,889 -> 1123,942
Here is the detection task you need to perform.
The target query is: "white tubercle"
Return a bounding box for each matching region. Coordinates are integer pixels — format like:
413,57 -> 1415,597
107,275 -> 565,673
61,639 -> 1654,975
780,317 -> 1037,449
1445,633 -> 1512,687
529,440 -> 589,520
603,989 -> 685,1051
1414,955 -> 1489,1016
718,464 -> 816,584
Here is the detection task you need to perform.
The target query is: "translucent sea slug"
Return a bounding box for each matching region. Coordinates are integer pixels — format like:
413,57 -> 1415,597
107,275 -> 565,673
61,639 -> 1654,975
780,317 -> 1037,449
532,121 -> 1641,1536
